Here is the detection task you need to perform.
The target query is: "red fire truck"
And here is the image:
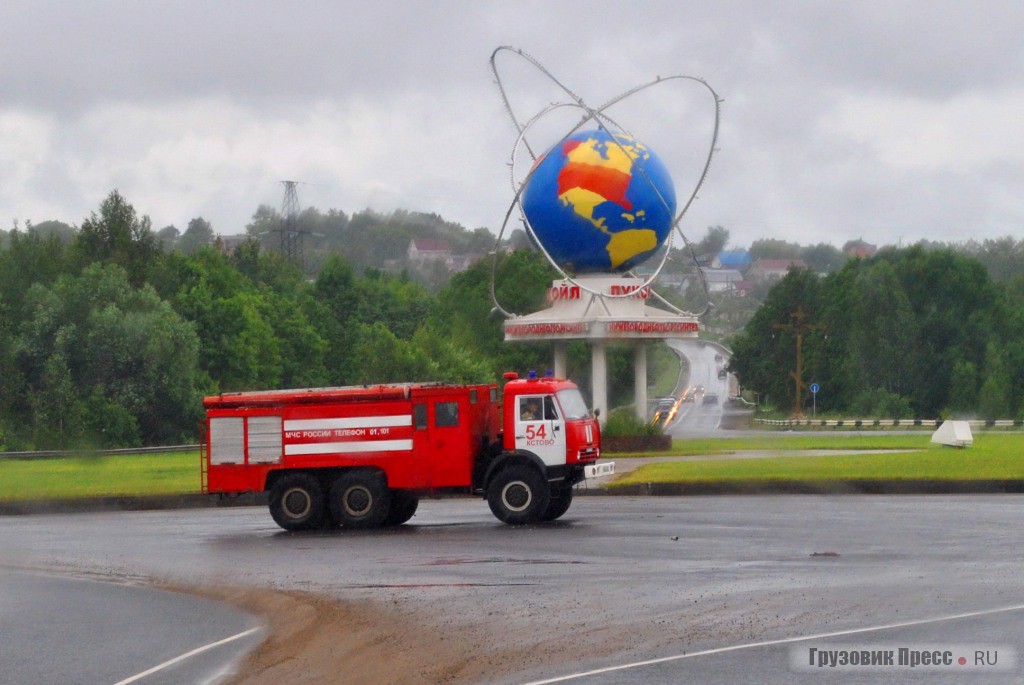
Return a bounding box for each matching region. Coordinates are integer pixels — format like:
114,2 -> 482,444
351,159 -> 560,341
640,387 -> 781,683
202,373 -> 609,530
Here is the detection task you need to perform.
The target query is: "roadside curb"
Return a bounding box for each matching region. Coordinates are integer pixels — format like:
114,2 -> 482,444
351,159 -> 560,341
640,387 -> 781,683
0,492 -> 267,516
600,479 -> 1024,496
3,480 -> 1023,516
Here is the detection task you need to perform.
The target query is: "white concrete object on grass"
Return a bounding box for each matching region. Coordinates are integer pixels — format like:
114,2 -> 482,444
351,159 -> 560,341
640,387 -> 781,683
931,420 -> 973,447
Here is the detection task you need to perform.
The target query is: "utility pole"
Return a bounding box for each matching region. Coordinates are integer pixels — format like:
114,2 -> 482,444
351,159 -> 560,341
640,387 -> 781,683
773,306 -> 816,419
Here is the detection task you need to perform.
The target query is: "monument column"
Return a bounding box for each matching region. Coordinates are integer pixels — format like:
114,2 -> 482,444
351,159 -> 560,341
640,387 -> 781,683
553,341 -> 567,379
633,340 -> 647,420
591,340 -> 608,424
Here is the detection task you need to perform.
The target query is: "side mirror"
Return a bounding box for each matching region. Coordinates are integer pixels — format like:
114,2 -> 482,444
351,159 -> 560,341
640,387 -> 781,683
593,408 -> 601,418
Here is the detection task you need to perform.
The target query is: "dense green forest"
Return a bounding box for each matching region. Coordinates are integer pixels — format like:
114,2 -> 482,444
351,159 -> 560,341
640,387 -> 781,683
0,191 -> 633,450
6,190 -> 1024,447
730,246 -> 1024,420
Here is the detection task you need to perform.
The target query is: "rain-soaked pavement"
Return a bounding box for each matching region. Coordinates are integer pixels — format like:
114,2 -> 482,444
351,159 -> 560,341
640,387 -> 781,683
1,495 -> 1023,683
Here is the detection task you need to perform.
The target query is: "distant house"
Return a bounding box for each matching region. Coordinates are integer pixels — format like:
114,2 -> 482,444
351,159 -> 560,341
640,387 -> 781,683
407,239 -> 452,266
701,268 -> 745,294
448,253 -> 484,273
746,258 -> 808,282
843,238 -> 877,259
712,250 -> 752,272
732,280 -> 756,298
215,234 -> 251,253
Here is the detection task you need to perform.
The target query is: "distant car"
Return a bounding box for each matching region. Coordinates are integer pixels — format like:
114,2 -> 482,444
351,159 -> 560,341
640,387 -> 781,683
714,354 -> 723,362
717,369 -> 727,379
702,393 -> 719,405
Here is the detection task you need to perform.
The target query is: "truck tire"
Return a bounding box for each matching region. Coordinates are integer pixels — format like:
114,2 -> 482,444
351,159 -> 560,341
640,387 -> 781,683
541,485 -> 573,521
487,465 -> 550,525
269,473 -> 327,531
330,470 -> 391,529
384,491 -> 419,526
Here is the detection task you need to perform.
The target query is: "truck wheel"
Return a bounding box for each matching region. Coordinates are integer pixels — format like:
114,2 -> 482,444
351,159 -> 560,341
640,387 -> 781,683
268,473 -> 327,531
487,465 -> 550,525
330,471 -> 391,529
541,485 -> 573,521
384,491 -> 419,526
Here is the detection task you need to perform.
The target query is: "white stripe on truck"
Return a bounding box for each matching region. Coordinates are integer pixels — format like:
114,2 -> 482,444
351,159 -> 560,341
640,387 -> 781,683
285,439 -> 414,456
284,415 -> 411,431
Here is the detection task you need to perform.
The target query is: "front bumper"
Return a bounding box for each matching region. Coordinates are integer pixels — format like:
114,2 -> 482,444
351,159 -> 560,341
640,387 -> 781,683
584,462 -> 615,479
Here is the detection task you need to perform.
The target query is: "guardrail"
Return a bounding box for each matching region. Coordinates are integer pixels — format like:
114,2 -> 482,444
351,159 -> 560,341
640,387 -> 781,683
754,418 -> 1023,429
0,444 -> 200,460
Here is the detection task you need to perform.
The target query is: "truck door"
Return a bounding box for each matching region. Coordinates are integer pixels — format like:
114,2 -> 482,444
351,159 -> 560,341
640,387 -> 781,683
427,399 -> 469,487
514,394 -> 566,467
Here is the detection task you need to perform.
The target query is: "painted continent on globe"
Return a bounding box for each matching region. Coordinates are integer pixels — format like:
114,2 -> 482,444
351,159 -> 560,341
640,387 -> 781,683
521,129 -> 676,273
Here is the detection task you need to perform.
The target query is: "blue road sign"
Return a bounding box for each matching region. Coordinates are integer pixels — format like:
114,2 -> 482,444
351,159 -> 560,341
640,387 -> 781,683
810,383 -> 820,394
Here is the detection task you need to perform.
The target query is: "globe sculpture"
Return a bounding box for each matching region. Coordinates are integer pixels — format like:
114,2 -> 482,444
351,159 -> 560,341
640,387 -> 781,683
521,129 -> 676,274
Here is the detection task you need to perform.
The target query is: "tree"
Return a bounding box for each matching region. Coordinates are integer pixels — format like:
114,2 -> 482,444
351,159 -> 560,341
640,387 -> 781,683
947,359 -> 979,416
349,322 -> 432,384
157,225 -> 181,249
847,261 -> 917,398
177,217 -> 214,255
30,220 -> 75,243
692,225 -> 730,258
890,246 -> 996,417
978,342 -> 1011,420
728,267 -> 822,412
74,190 -> 161,286
312,255 -> 362,384
749,238 -> 803,262
801,243 -> 844,273
12,263 -> 204,447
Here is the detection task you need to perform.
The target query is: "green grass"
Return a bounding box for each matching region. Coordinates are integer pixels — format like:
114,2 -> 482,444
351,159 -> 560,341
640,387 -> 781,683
4,433 -> 1023,502
608,433 -> 931,458
610,434 -> 1024,486
0,451 -> 201,501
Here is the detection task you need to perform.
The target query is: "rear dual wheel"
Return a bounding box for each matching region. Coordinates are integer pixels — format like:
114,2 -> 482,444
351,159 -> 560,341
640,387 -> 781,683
330,470 -> 392,529
269,473 -> 327,531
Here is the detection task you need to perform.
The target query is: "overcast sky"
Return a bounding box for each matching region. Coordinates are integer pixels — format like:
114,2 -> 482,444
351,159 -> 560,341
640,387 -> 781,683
2,1 -> 1022,249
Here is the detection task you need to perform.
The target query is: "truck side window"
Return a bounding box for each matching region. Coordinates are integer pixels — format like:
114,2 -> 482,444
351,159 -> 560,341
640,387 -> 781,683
435,401 -> 459,427
414,404 -> 427,430
469,389 -> 478,404
519,396 -> 542,421
544,396 -> 559,420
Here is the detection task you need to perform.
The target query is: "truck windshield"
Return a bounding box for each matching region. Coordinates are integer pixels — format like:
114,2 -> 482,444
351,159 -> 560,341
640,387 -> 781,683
556,389 -> 590,420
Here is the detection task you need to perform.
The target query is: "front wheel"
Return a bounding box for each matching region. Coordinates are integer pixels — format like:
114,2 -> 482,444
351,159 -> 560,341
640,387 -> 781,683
541,484 -> 574,521
384,491 -> 420,526
487,465 -> 550,525
268,473 -> 327,531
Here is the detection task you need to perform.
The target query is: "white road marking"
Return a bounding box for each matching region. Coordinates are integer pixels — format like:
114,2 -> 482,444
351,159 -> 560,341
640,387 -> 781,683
521,604 -> 1024,684
111,626 -> 262,685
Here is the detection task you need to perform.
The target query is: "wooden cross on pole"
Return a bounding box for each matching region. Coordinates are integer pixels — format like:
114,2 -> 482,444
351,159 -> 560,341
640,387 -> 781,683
772,306 -> 817,419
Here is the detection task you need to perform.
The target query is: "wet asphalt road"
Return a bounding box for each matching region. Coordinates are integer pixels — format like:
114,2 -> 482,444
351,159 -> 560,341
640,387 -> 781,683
0,569 -> 261,685
1,495 -> 1023,684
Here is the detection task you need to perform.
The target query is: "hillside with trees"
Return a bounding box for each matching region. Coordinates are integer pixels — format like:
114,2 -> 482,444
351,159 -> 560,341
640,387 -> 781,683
0,191 -> 646,450
6,191 -> 1024,447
